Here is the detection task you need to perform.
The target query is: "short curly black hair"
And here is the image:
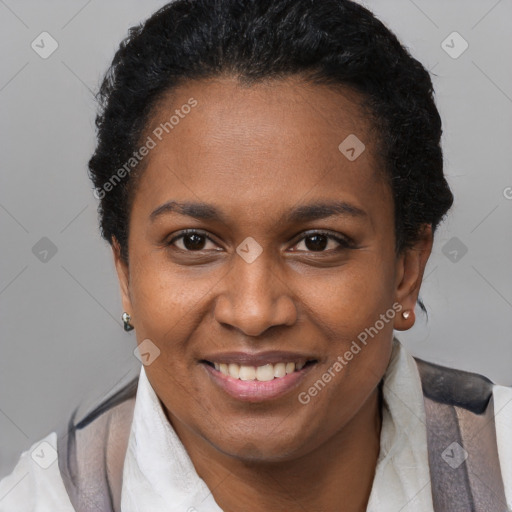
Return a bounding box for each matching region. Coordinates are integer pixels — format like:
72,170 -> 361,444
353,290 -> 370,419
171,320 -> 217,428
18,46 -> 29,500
88,0 -> 453,266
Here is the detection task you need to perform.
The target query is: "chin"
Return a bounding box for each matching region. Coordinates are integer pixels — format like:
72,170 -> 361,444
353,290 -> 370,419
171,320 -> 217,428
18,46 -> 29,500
211,429 -> 311,463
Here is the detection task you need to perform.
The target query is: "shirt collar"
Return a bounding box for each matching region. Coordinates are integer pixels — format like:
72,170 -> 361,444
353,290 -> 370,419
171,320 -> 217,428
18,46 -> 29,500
121,363 -> 223,511
366,336 -> 434,511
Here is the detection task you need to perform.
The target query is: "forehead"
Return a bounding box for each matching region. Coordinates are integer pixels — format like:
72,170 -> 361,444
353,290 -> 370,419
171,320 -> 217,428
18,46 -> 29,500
132,76 -> 390,226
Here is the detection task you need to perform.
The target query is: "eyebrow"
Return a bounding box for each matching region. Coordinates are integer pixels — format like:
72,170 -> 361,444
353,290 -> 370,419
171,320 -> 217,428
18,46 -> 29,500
149,200 -> 367,224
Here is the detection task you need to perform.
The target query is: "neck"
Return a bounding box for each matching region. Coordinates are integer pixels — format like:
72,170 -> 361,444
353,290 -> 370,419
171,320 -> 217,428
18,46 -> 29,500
168,385 -> 383,512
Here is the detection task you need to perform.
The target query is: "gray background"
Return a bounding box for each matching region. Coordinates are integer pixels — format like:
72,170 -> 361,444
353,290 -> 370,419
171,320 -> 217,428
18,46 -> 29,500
1,0 -> 511,480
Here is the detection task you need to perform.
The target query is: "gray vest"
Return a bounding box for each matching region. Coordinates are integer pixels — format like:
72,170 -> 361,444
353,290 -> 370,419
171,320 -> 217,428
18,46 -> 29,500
56,358 -> 509,512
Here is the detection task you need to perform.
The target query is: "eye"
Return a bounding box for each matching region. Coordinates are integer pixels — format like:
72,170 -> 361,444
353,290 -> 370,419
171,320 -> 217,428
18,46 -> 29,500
166,229 -> 353,253
167,229 -> 220,251
291,231 -> 353,253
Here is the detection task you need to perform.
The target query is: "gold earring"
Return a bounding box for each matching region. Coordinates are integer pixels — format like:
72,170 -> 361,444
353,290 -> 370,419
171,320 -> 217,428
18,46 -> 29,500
122,312 -> 134,331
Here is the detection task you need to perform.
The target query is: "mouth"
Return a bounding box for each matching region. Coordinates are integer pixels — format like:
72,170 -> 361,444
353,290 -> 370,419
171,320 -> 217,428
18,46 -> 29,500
199,356 -> 319,402
200,359 -> 318,381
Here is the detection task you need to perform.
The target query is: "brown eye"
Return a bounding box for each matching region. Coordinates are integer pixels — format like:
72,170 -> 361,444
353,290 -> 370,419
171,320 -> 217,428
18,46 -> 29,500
182,233 -> 207,250
304,234 -> 329,251
167,230 -> 218,251
292,231 -> 352,253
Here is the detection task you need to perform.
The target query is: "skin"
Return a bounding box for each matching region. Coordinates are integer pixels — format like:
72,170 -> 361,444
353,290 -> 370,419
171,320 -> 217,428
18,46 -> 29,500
113,75 -> 433,512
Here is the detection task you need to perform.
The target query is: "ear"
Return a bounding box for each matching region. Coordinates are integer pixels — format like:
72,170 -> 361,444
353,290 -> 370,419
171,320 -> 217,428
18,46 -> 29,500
112,237 -> 133,321
393,224 -> 433,331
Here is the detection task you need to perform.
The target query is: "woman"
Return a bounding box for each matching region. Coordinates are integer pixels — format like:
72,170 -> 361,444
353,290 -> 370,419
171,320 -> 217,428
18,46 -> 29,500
1,0 -> 510,510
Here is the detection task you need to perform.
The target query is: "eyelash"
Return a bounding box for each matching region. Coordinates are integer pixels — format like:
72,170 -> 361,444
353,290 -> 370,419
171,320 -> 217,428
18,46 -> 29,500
166,229 -> 354,253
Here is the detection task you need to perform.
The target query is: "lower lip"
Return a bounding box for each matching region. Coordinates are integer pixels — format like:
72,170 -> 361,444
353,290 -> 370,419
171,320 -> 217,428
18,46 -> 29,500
201,362 -> 316,402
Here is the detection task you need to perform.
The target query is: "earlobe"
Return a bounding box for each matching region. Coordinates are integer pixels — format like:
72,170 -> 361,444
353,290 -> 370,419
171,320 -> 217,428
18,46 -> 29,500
395,308 -> 415,331
394,224 -> 433,331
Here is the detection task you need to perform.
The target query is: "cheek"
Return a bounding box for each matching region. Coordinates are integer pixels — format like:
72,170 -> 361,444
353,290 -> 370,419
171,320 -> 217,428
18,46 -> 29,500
129,255 -> 221,338
299,256 -> 395,399
300,255 -> 396,334
301,313 -> 392,437
144,361 -> 213,437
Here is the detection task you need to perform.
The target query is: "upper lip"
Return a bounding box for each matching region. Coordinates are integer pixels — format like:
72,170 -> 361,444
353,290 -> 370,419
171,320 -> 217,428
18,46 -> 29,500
201,350 -> 318,367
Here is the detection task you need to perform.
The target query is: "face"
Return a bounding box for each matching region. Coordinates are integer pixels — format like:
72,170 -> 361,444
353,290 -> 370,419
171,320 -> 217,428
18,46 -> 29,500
113,75 -> 432,462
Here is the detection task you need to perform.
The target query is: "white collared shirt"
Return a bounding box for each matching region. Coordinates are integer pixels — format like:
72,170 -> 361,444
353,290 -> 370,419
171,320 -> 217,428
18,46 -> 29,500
1,338 -> 511,511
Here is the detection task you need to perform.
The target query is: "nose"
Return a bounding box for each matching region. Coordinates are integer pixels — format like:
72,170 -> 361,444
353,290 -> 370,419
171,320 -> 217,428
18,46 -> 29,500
213,251 -> 298,337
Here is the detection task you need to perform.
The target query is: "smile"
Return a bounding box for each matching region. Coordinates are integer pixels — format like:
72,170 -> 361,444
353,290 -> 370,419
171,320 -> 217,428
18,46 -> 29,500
204,360 -> 315,381
201,359 -> 318,402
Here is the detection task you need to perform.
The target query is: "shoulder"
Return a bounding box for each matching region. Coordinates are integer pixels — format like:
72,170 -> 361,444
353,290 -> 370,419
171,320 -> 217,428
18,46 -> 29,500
56,375 -> 139,512
414,356 -> 512,506
0,376 -> 139,512
0,432 -> 75,512
492,382 -> 512,501
413,356 -> 495,414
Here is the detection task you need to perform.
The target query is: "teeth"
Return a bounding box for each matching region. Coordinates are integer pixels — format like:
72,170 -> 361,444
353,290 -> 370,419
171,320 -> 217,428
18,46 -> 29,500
273,363 -> 286,378
239,365 -> 256,381
285,362 -> 295,374
228,363 -> 239,379
256,364 -> 275,381
214,361 -> 309,381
